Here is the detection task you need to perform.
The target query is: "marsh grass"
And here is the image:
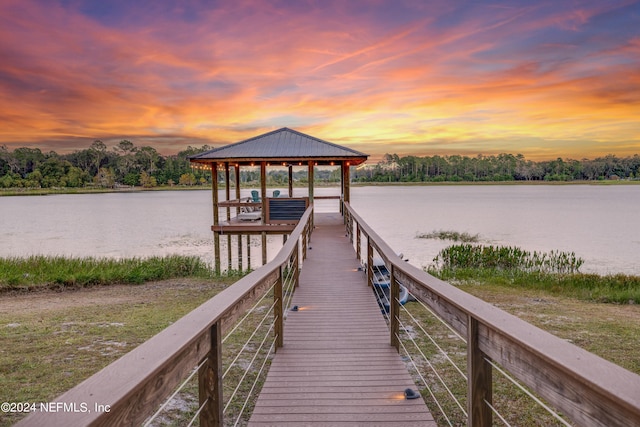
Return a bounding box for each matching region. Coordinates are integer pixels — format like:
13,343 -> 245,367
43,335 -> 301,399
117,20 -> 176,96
416,230 -> 481,243
427,244 -> 640,303
0,255 -> 221,291
432,244 -> 584,274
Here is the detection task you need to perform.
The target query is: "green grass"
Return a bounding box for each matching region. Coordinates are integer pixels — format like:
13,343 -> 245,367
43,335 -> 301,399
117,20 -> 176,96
416,229 -> 481,242
0,255 -> 226,291
425,243 -> 640,304
433,268 -> 640,304
0,279 -> 234,426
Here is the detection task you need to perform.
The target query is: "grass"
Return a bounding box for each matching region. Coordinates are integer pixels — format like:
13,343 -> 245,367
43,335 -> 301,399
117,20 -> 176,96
428,244 -> 640,304
0,255 -> 226,291
0,278 -> 235,427
0,255 -> 271,426
416,229 -> 481,242
399,283 -> 640,426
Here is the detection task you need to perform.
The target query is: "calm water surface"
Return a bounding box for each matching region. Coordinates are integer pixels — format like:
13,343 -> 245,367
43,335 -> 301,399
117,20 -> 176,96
1,185 -> 638,275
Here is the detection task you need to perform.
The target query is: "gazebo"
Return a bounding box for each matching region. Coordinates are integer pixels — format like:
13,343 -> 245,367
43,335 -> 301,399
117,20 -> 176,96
189,127 -> 368,272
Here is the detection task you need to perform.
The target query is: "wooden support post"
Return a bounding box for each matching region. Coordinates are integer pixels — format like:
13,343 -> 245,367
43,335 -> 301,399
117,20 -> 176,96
390,264 -> 400,351
260,162 -> 267,223
356,223 -> 361,262
468,317 -> 492,427
366,236 -> 373,288
294,241 -> 300,288
211,163 -> 220,274
225,164 -> 231,271
307,161 -> 314,204
247,235 -> 251,270
198,322 -> 223,427
261,232 -> 267,265
288,164 -> 293,198
237,235 -> 243,271
302,224 -> 308,261
234,164 -> 240,208
214,234 -> 220,275
344,162 -> 350,205
274,266 -> 284,350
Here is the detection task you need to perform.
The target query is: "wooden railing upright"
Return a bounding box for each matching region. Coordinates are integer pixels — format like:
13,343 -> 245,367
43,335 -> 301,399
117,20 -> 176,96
343,201 -> 640,427
17,207 -> 314,427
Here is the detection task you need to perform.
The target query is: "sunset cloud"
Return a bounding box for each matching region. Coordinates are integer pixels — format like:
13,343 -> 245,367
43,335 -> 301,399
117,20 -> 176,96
0,0 -> 638,160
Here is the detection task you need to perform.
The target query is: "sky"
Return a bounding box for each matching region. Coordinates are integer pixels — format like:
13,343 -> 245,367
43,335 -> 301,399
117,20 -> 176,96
1,0 -> 639,161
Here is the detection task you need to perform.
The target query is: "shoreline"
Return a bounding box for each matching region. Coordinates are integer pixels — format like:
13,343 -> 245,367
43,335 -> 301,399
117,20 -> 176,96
1,179 -> 638,197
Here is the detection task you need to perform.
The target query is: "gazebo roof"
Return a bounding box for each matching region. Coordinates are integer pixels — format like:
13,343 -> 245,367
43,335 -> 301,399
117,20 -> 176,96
189,127 -> 368,166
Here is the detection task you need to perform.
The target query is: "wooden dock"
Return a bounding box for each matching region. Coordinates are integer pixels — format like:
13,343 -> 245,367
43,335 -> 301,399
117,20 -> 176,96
248,212 -> 435,426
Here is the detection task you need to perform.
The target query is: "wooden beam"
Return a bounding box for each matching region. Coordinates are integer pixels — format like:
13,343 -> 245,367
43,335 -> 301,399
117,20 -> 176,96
198,322 -> 223,427
211,163 -> 220,274
468,317 -> 492,426
260,162 -> 267,223
307,160 -> 314,204
261,232 -> 267,265
225,163 -> 231,271
288,164 -> 293,197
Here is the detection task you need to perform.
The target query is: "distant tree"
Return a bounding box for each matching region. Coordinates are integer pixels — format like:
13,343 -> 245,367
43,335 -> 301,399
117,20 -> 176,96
179,172 -> 196,186
95,167 -> 116,188
139,171 -> 157,188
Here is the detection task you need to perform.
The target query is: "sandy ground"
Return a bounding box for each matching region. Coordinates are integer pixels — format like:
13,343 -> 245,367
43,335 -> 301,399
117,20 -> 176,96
0,280 -> 213,315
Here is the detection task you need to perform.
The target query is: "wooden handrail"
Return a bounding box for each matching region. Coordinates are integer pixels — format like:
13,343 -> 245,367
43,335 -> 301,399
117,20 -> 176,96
343,202 -> 640,427
17,207 -> 313,427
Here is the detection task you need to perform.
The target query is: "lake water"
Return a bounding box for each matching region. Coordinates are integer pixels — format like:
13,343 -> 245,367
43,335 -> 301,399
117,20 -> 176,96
1,185 -> 638,275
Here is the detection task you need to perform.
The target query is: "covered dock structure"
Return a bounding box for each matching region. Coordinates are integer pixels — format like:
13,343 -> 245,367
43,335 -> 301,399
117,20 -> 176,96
189,127 -> 368,272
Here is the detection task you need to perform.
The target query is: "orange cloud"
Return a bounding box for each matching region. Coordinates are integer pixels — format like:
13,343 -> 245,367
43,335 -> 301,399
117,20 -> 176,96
0,0 -> 638,160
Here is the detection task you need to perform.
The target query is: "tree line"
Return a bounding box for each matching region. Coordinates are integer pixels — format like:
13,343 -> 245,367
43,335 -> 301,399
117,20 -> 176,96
352,153 -> 640,183
0,140 -> 343,189
0,140 -> 214,189
1,141 -> 639,189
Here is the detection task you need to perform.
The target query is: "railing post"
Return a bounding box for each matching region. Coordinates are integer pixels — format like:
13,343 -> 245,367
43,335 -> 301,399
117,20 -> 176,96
390,263 -> 400,351
274,266 -> 284,350
302,225 -> 308,261
199,322 -> 223,427
366,237 -> 373,287
294,241 -> 300,288
467,317 -> 492,427
356,222 -> 361,262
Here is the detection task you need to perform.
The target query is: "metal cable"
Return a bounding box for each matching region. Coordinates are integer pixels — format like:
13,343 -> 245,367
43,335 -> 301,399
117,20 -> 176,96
186,397 -> 208,427
486,358 -> 572,427
223,300 -> 276,380
232,340 -> 277,427
398,316 -> 467,417
397,333 -> 455,427
411,292 -> 467,343
142,357 -> 209,427
400,299 -> 467,380
484,399 -> 512,427
222,282 -> 276,344
224,322 -> 275,413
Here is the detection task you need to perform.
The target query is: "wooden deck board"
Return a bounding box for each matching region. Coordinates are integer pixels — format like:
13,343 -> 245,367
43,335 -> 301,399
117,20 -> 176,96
247,212 -> 435,426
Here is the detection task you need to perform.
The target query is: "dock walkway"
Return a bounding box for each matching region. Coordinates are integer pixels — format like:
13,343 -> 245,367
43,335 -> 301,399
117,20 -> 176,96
248,212 -> 435,426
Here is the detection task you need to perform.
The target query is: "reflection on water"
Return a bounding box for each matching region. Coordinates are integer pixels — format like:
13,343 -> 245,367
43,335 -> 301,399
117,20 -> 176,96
1,185 -> 638,275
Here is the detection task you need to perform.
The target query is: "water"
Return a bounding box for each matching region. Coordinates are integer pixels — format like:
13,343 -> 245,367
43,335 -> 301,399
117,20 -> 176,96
1,185 -> 638,275
350,185 -> 640,275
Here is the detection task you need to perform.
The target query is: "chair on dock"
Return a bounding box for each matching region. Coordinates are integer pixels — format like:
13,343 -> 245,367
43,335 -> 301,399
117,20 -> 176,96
237,197 -> 262,221
272,190 -> 280,198
251,190 -> 260,202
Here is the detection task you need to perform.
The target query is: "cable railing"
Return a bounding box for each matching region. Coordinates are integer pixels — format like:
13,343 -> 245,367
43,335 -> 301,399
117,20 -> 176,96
16,207 -> 313,427
344,201 -> 640,427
